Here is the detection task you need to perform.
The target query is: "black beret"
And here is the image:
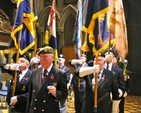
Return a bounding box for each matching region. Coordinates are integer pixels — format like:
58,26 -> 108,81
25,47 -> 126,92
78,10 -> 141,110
20,54 -> 30,62
104,47 -> 117,57
93,52 -> 105,59
12,53 -> 30,63
58,54 -> 65,59
38,46 -> 54,55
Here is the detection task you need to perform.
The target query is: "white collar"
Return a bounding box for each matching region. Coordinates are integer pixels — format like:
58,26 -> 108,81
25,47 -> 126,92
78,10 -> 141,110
42,63 -> 53,73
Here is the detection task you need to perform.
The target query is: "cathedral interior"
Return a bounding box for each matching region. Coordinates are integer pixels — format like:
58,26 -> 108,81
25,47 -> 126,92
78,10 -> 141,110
0,0 -> 141,112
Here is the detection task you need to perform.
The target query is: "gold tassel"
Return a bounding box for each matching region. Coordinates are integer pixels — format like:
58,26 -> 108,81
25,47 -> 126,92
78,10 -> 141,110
98,35 -> 103,45
81,41 -> 90,52
81,32 -> 90,52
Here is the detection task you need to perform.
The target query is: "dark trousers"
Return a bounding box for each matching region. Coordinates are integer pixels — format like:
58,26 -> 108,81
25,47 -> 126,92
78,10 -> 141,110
73,84 -> 84,113
119,97 -> 125,113
8,105 -> 25,113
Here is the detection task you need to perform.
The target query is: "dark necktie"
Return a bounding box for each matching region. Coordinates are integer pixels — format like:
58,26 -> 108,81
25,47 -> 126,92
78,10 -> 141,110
42,69 -> 48,84
98,72 -> 101,81
17,71 -> 22,83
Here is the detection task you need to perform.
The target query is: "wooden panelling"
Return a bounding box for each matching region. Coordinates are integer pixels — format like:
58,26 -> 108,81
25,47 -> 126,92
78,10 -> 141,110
62,46 -> 76,74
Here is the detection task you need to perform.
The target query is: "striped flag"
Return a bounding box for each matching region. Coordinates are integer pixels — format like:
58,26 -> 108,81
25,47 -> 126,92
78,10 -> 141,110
45,0 -> 58,66
108,0 -> 128,60
5,0 -> 37,55
72,0 -> 82,59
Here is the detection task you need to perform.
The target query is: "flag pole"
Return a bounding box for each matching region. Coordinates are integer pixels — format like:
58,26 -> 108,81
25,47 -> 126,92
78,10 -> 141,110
33,16 -> 37,68
11,29 -> 21,104
93,54 -> 98,113
78,30 -> 83,88
31,0 -> 37,68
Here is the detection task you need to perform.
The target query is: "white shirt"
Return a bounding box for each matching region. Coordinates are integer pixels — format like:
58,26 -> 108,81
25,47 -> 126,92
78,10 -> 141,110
19,68 -> 28,81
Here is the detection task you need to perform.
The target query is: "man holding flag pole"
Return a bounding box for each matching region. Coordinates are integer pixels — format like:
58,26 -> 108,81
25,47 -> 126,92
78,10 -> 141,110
79,0 -> 128,112
3,0 -> 37,112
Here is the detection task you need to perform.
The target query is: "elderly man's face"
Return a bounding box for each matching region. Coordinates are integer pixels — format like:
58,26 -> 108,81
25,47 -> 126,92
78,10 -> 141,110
40,54 -> 54,68
94,56 -> 105,70
18,58 -> 29,70
58,58 -> 65,66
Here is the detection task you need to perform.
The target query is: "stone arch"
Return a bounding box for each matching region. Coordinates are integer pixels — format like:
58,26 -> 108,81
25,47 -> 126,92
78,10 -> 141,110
58,5 -> 77,51
59,4 -> 76,28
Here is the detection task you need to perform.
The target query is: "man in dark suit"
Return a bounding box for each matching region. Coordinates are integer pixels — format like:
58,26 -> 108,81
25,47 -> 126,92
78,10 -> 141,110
118,59 -> 131,113
58,54 -> 71,113
104,47 -> 125,112
68,54 -> 88,113
26,46 -> 68,113
4,54 -> 32,113
74,53 -> 119,113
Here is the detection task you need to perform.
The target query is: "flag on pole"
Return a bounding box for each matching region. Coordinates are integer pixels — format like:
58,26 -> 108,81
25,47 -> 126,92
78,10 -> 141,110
44,12 -> 50,45
82,0 -> 113,55
72,0 -> 82,59
108,0 -> 128,60
45,0 -> 58,66
5,0 -> 37,55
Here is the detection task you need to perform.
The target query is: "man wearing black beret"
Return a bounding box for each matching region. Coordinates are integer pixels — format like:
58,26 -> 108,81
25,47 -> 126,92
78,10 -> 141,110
2,53 -> 32,113
58,54 -> 71,113
74,52 -> 119,113
104,47 -> 125,113
26,46 -> 68,113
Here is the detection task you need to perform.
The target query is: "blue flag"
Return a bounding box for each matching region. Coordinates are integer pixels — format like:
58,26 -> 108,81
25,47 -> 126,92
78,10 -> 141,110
82,0 -> 114,55
6,0 -> 37,55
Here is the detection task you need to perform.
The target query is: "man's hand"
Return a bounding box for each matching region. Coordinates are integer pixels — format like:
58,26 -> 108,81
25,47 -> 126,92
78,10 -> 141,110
30,57 -> 40,64
10,96 -> 18,106
118,89 -> 123,97
9,64 -> 19,70
71,59 -> 82,65
123,91 -> 127,97
47,86 -> 56,97
4,64 -> 19,70
79,64 -> 100,77
93,64 -> 100,73
105,54 -> 112,62
4,64 -> 10,69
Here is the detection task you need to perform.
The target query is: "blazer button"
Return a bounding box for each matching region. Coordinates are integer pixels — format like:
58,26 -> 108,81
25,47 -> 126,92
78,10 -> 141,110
42,109 -> 44,112
33,90 -> 35,92
35,99 -> 37,101
43,100 -> 46,103
34,107 -> 36,110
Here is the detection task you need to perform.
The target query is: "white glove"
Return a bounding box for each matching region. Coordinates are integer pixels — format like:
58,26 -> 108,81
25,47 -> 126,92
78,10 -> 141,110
10,96 -> 18,105
110,92 -> 113,101
9,64 -> 19,71
71,59 -> 82,65
93,65 -> 100,73
118,89 -> 123,97
123,91 -> 127,97
30,57 -> 40,64
112,100 -> 121,113
105,54 -> 112,62
4,64 -> 10,70
79,65 -> 100,77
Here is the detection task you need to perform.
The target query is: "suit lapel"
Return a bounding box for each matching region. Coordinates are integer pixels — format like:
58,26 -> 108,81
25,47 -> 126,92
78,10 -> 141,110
20,70 -> 30,82
37,66 -> 56,96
